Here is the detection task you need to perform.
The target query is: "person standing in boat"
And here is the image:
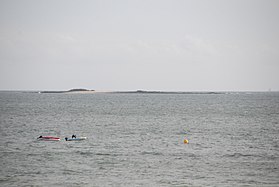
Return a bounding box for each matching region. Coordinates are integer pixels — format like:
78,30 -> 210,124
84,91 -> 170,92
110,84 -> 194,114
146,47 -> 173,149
72,134 -> 76,138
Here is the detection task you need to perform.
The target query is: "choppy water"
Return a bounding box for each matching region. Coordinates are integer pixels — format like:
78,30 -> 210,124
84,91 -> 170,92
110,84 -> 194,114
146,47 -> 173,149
0,92 -> 278,186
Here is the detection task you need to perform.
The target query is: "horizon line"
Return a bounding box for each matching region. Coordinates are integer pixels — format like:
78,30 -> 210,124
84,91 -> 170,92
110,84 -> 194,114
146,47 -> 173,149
0,89 -> 278,93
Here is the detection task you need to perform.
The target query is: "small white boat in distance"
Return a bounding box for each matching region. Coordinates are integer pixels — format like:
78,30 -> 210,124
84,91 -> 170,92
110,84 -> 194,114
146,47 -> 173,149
65,137 -> 87,141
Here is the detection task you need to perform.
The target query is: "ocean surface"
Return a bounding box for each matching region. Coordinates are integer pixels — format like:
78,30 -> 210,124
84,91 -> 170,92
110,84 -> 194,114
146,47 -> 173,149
0,91 -> 278,187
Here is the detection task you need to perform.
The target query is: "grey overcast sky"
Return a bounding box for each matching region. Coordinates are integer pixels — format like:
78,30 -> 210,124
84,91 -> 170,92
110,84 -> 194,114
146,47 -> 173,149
0,0 -> 278,91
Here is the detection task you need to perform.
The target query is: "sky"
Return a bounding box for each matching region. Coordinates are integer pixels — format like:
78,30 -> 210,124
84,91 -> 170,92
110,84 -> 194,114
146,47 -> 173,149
0,0 -> 279,91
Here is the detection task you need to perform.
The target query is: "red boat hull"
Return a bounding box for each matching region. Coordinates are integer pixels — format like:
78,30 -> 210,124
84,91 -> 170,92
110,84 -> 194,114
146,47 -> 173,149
37,136 -> 60,141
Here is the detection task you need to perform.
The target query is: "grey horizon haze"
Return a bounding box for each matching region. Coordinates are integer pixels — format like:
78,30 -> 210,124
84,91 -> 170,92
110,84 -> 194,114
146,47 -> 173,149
0,0 -> 279,91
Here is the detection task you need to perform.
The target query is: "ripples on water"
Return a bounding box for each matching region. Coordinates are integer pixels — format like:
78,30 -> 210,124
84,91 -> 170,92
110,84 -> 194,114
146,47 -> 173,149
0,92 -> 279,186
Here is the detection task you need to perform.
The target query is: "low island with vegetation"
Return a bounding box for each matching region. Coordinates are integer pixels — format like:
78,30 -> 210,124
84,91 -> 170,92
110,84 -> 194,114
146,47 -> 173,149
39,89 -> 95,94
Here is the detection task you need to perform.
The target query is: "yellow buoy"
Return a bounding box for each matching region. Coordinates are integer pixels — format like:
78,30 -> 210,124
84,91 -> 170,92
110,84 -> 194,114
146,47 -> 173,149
184,139 -> 189,144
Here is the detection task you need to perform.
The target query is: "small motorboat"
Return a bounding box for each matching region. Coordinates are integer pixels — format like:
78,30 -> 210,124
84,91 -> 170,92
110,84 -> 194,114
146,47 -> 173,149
65,137 -> 87,141
37,136 -> 60,141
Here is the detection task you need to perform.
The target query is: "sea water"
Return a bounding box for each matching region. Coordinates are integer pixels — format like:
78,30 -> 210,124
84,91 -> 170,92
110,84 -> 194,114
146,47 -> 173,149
0,92 -> 278,186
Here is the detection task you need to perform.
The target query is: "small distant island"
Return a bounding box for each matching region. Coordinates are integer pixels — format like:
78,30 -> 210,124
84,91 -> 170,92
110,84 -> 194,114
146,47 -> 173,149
39,89 -> 95,94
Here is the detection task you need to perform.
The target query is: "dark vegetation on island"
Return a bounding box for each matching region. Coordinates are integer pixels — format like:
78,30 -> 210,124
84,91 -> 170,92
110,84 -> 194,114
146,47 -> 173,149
40,89 -> 94,93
